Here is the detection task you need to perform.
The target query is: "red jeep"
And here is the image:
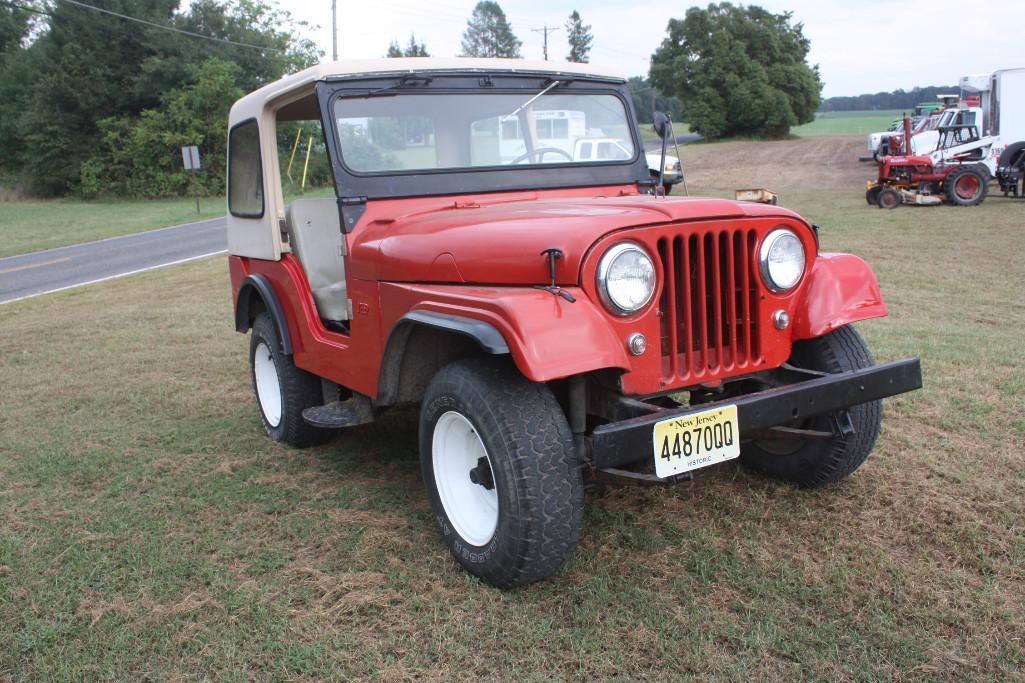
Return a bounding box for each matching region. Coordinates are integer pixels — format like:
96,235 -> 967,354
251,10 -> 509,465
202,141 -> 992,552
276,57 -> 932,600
226,58 -> 922,588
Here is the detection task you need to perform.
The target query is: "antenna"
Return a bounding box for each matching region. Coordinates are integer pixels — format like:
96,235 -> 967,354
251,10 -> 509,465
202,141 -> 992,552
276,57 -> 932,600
331,0 -> 338,61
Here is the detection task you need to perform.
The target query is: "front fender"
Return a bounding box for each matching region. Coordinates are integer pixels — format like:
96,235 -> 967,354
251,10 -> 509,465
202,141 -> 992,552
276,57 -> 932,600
792,253 -> 888,340
379,282 -> 631,383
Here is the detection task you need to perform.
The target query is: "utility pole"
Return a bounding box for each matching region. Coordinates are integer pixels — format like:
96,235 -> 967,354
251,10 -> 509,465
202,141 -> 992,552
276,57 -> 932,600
531,25 -> 559,61
331,0 -> 337,61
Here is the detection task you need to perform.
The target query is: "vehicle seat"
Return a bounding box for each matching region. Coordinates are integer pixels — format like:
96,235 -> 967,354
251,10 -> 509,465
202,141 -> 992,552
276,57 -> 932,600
285,197 -> 349,322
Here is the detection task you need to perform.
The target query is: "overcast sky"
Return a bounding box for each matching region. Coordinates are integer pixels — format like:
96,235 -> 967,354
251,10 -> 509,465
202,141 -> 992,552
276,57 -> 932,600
272,0 -> 1023,98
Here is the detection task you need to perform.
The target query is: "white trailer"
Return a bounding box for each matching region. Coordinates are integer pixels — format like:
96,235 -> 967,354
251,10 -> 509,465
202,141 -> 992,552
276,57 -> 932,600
960,68 -> 1025,195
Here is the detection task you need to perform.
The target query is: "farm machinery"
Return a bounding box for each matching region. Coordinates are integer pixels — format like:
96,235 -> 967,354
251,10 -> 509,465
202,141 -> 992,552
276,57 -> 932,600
866,120 -> 999,208
866,68 -> 1025,209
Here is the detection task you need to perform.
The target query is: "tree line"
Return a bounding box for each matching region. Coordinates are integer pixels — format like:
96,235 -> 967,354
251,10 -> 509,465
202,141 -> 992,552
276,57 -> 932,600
819,85 -> 959,112
1,1 -> 824,199
0,0 -> 315,198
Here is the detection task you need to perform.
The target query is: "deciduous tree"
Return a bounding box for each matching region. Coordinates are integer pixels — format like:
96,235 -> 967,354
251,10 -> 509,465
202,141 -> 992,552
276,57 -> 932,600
0,0 -> 317,196
460,1 -> 521,58
650,3 -> 821,138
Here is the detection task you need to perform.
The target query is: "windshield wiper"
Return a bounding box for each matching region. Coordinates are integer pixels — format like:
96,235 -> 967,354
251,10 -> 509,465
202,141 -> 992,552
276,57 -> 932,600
501,79 -> 565,120
341,75 -> 434,99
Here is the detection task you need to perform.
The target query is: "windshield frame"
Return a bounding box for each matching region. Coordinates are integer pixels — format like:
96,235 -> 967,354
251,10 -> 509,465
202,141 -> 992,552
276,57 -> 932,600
315,71 -> 649,202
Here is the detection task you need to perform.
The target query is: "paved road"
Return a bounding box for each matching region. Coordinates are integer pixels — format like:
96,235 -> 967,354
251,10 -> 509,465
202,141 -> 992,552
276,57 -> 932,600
0,145 -> 706,306
0,216 -> 226,305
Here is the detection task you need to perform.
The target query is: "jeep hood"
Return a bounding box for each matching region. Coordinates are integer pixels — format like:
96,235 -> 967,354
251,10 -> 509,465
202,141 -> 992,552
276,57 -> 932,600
349,195 -> 803,285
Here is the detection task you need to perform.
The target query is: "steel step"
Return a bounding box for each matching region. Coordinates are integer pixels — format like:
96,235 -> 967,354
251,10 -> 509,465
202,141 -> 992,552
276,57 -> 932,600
302,395 -> 374,429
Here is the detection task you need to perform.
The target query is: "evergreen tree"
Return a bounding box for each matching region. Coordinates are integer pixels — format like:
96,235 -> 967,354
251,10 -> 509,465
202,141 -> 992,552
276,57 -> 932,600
460,1 -> 521,58
387,34 -> 429,57
650,2 -> 821,139
565,10 -> 591,63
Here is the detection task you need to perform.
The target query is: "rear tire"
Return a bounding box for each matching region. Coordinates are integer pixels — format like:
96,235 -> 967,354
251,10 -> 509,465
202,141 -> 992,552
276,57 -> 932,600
419,358 -> 584,588
945,165 -> 988,206
740,326 -> 883,488
249,313 -> 331,448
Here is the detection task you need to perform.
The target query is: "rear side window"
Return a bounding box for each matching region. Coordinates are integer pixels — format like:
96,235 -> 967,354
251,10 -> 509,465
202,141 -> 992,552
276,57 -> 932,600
229,120 -> 264,218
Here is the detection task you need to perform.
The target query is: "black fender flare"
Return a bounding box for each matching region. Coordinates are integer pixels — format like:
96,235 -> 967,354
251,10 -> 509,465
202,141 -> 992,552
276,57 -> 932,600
999,141 -> 1025,168
375,311 -> 510,406
235,274 -> 293,355
398,311 -> 509,354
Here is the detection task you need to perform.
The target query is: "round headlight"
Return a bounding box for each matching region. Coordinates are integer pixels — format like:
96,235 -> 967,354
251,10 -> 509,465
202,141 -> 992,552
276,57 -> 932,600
596,243 -> 656,315
759,229 -> 806,293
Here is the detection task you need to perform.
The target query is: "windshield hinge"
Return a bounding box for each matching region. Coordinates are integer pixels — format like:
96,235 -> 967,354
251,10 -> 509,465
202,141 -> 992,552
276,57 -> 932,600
338,196 -> 368,233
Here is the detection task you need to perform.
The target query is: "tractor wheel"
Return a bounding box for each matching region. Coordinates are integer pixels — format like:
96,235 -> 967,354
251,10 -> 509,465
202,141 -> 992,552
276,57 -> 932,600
945,166 -> 988,206
876,187 -> 901,209
865,186 -> 881,205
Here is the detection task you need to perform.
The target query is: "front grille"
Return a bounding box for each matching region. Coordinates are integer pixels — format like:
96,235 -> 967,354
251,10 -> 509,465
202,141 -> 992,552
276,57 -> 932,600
656,228 -> 762,383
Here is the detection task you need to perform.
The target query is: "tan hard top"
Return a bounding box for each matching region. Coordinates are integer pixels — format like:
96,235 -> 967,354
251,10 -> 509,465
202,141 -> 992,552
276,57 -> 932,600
228,57 -> 626,125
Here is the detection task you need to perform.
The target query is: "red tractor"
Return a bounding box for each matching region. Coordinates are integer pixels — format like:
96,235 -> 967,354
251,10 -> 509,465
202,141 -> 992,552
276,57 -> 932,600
866,118 -> 994,209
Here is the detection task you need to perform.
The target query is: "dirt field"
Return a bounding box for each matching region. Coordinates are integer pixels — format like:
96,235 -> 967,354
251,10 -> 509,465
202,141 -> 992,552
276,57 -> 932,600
678,135 -> 870,191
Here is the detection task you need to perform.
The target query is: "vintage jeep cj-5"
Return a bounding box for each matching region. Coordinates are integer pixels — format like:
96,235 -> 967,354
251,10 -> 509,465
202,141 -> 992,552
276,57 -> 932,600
227,59 -> 922,588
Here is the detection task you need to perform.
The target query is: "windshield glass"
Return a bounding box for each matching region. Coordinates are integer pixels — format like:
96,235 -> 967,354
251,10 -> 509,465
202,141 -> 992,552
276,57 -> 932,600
332,90 -> 636,174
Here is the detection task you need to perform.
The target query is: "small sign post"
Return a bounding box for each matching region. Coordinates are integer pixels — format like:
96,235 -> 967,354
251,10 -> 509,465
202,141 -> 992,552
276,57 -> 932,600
181,145 -> 201,214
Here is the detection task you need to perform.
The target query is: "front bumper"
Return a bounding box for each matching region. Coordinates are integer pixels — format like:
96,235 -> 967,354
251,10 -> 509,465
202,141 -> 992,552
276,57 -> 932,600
591,358 -> 922,471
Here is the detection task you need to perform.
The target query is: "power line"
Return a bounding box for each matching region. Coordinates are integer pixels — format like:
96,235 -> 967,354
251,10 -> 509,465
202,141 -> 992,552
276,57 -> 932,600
6,0 -> 286,53
0,0 -> 51,17
531,24 -> 559,61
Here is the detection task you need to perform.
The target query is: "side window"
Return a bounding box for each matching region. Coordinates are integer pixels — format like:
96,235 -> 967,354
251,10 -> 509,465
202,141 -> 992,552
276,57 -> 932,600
229,120 -> 264,218
579,142 -> 592,160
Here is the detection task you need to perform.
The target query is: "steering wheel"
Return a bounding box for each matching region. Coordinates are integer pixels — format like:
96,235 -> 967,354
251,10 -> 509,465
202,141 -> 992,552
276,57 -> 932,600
510,147 -> 574,165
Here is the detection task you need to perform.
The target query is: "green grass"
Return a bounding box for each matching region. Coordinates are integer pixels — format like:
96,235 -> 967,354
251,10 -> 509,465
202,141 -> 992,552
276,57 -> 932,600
0,196 -> 229,258
0,183 -> 339,259
1,188 -> 1024,679
794,109 -> 908,137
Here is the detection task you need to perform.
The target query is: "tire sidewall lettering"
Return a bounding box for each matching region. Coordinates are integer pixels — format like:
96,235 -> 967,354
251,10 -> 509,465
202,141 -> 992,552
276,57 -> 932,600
425,392 -> 502,567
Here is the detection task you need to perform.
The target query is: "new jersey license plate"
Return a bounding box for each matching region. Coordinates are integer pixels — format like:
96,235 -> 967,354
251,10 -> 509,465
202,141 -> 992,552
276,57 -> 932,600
652,405 -> 740,478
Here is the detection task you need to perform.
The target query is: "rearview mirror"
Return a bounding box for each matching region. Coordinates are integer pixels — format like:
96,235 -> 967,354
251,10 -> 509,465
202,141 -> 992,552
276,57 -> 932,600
653,111 -> 671,140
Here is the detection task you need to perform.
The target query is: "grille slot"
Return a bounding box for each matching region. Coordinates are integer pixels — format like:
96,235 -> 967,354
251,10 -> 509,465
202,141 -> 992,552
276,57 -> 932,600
657,228 -> 761,382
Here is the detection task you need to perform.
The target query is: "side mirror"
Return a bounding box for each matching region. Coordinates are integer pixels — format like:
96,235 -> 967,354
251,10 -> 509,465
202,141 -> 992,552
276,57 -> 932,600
653,111 -> 671,140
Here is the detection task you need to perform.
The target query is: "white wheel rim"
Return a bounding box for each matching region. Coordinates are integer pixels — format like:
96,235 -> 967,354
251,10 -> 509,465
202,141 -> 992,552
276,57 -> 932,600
432,411 -> 499,547
253,341 -> 282,428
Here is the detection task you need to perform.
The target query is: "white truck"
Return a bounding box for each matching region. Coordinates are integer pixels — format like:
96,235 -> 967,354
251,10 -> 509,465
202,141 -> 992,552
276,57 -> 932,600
868,107 -> 982,158
572,137 -> 683,192
492,110 -> 684,192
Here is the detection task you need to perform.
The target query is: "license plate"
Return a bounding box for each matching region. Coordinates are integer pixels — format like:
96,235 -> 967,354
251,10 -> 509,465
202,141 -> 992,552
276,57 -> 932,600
652,405 -> 740,478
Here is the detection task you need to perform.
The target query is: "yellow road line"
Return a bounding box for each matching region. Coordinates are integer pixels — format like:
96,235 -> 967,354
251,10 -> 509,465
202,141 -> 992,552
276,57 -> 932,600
0,256 -> 72,275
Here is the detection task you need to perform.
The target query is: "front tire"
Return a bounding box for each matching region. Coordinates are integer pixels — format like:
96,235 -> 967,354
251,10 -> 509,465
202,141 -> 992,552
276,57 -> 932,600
876,187 -> 901,209
419,358 -> 584,588
249,313 -> 331,448
740,326 -> 883,488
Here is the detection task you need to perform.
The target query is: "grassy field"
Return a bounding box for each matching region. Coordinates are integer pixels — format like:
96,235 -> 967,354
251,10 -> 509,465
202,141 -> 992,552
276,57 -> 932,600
0,197 -> 228,259
0,185 -> 334,259
2,187 -> 1024,679
794,110 -> 907,137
